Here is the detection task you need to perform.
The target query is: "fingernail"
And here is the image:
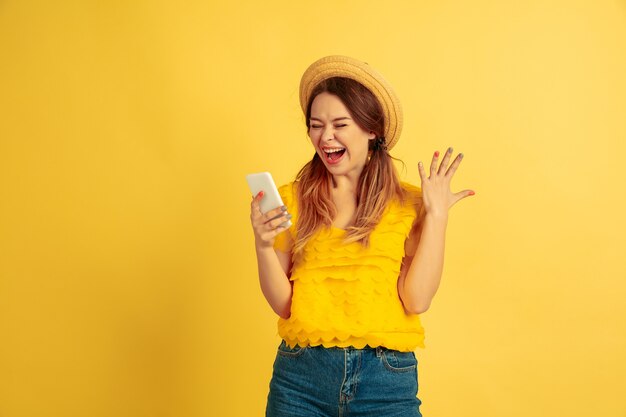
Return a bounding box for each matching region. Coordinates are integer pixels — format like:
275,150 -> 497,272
469,190 -> 475,196
459,153 -> 464,158
281,205 -> 287,211
286,214 -> 293,219
448,147 -> 453,153
258,191 -> 264,197
434,151 -> 439,157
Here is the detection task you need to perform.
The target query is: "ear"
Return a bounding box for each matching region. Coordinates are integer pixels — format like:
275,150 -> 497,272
368,131 -> 376,140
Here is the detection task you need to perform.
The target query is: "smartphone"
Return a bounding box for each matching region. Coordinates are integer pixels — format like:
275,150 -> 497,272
246,172 -> 292,228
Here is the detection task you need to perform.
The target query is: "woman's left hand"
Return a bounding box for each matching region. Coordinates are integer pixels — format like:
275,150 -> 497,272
417,147 -> 475,217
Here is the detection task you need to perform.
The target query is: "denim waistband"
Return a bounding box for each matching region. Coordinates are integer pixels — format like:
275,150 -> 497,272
293,342 -> 403,356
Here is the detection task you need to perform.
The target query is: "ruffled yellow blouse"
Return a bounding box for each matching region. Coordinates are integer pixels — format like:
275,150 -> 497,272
273,180 -> 426,352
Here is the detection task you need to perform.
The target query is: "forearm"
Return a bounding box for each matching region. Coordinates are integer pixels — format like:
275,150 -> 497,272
255,245 -> 293,319
401,212 -> 448,314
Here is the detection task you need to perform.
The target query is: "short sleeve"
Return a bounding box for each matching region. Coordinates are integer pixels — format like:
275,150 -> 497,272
400,182 -> 425,257
400,181 -> 424,219
273,182 -> 297,253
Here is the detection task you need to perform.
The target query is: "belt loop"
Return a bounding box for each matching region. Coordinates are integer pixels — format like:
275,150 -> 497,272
376,346 -> 382,357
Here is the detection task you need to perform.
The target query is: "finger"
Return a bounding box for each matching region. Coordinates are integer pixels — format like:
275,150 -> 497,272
417,161 -> 427,181
429,150 -> 439,176
263,205 -> 288,223
251,190 -> 264,210
445,153 -> 464,178
451,189 -> 475,205
251,206 -> 262,221
261,226 -> 287,242
251,194 -> 264,219
266,213 -> 292,230
437,147 -> 453,175
273,225 -> 288,237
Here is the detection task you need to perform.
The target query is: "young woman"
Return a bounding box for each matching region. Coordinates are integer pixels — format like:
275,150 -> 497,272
250,55 -> 474,417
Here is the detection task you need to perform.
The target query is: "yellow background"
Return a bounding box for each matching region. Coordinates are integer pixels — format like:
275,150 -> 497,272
1,1 -> 625,416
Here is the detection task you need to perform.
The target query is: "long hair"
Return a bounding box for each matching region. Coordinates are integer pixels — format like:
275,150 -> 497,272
293,77 -> 406,254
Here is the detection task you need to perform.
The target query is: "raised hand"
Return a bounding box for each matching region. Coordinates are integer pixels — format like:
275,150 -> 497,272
417,147 -> 475,217
250,191 -> 292,248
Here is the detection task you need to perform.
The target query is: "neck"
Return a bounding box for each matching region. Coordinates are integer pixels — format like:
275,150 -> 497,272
330,171 -> 361,193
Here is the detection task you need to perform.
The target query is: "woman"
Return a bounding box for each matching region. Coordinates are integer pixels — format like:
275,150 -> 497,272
250,55 -> 474,417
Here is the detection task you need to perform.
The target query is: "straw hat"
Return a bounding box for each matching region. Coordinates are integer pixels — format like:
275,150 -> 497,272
299,55 -> 403,150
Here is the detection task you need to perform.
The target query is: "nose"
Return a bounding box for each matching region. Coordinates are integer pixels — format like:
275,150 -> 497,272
321,125 -> 335,142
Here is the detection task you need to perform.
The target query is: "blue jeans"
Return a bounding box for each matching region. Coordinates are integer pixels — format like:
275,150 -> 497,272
266,340 -> 423,417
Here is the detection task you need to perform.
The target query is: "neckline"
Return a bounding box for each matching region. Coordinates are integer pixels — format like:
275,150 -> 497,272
330,225 -> 348,233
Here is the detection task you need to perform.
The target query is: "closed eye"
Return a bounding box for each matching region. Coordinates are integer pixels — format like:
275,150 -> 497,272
310,124 -> 348,129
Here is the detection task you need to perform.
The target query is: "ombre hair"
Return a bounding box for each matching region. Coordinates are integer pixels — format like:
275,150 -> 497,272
293,77 -> 407,253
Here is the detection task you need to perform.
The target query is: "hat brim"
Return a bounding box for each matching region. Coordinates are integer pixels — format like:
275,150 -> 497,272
299,55 -> 403,151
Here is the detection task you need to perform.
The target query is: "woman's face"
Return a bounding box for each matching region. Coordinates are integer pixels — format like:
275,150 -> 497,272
308,92 -> 376,178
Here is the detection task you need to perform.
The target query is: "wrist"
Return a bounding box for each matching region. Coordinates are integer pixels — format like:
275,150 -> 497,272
425,210 -> 449,222
255,240 -> 274,251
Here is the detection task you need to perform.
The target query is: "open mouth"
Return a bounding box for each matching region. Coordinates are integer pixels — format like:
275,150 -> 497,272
323,147 -> 346,164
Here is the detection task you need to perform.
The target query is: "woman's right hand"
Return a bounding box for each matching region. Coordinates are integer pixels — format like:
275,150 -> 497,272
250,191 -> 292,248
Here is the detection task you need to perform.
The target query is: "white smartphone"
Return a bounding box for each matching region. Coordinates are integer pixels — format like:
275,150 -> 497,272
246,172 -> 292,228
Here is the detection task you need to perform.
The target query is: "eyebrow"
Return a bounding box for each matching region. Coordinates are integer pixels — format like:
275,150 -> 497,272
309,116 -> 352,122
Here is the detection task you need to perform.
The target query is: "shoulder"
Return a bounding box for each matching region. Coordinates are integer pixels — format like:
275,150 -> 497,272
274,181 -> 298,253
398,182 -> 426,256
399,181 -> 423,207
277,180 -> 297,195
397,181 -> 426,224
277,181 -> 298,208
400,181 -> 421,196
277,180 -> 300,221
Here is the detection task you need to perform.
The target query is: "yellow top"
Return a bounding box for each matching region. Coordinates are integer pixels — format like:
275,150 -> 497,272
273,180 -> 426,352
